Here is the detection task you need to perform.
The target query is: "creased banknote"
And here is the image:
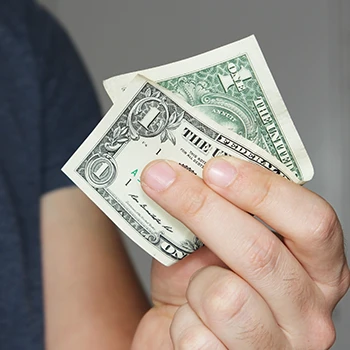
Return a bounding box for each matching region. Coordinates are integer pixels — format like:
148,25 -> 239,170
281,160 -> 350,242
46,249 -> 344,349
63,36 -> 314,265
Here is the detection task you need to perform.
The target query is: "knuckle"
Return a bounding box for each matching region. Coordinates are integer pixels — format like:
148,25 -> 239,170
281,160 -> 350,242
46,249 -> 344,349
325,263 -> 350,302
307,316 -> 336,350
201,273 -> 250,325
245,235 -> 281,279
339,266 -> 350,297
178,184 -> 209,220
307,203 -> 339,245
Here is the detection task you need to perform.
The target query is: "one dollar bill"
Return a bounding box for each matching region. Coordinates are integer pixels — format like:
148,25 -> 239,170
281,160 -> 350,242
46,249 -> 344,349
104,35 -> 313,183
62,75 -> 302,266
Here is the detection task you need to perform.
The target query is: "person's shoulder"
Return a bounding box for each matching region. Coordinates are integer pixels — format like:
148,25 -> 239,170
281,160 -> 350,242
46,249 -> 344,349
0,0 -> 31,12
0,0 -> 32,24
0,0 -> 45,52
0,0 -> 56,46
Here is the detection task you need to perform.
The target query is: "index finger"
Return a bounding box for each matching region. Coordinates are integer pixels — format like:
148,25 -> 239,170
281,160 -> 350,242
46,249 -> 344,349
203,156 -> 349,295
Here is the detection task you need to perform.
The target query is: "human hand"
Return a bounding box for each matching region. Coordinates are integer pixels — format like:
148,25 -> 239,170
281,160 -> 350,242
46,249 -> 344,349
132,156 -> 349,349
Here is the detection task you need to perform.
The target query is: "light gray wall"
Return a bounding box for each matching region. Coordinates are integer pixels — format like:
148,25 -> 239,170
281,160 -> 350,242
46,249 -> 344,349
40,0 -> 350,348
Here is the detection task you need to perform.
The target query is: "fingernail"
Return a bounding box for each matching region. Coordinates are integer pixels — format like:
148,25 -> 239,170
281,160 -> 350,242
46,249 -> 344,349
206,159 -> 237,187
142,161 -> 176,192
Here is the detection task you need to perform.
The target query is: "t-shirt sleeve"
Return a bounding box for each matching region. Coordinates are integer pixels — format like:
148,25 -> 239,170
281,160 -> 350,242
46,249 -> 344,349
33,6 -> 102,194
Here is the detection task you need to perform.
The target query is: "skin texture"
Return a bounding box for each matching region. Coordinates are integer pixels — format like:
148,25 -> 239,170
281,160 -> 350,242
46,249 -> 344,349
131,156 -> 349,350
40,187 -> 150,350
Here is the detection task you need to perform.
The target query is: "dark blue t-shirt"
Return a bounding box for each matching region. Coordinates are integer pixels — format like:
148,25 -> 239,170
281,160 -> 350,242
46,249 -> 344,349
0,1 -> 101,348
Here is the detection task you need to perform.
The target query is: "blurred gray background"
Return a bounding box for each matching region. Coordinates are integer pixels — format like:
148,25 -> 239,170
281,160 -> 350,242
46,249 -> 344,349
39,0 -> 350,348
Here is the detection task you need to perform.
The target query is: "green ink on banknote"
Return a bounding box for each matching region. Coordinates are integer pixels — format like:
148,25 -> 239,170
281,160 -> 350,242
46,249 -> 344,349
158,55 -> 300,178
131,169 -> 139,177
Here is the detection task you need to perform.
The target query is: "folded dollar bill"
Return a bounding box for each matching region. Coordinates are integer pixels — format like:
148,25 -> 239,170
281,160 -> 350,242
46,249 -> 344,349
63,36 -> 314,265
104,35 -> 313,183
